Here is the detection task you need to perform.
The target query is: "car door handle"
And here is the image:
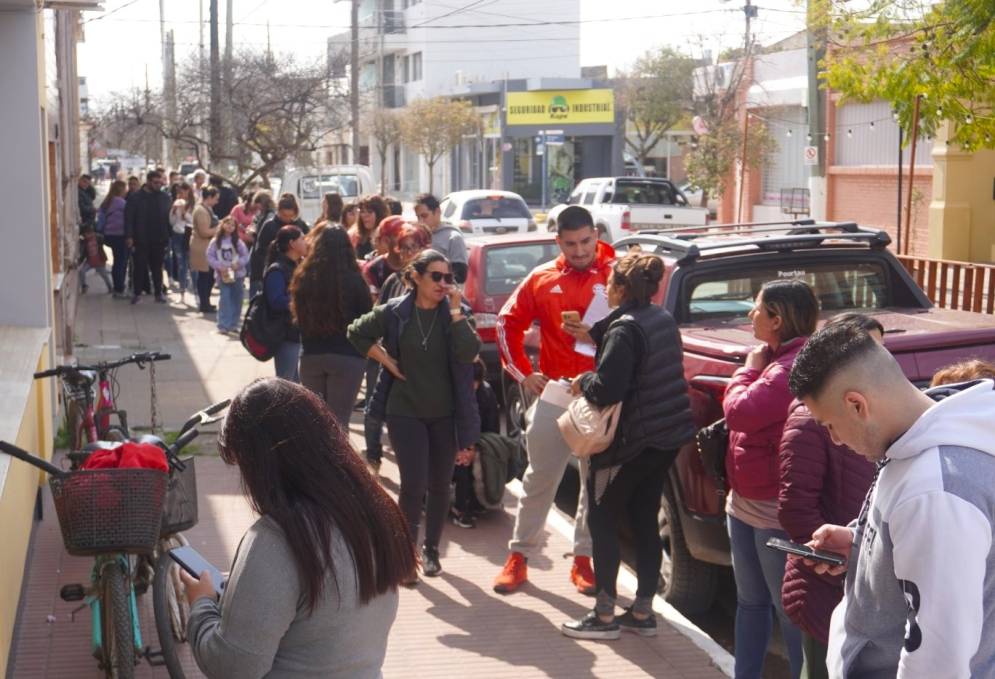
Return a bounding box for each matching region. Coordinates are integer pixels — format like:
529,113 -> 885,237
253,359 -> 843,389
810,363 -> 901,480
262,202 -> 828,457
663,214 -> 673,219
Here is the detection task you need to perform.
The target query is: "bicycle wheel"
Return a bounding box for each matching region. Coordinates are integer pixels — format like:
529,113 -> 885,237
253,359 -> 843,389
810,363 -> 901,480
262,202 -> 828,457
100,560 -> 136,679
153,535 -> 190,678
65,398 -> 85,450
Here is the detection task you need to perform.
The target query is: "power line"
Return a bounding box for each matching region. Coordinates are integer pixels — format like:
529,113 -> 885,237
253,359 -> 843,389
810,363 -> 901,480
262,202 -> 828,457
83,0 -> 144,24
410,0 -> 490,28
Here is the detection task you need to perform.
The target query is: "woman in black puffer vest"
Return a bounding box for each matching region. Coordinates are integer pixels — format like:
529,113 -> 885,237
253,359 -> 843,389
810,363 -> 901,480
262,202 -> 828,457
561,252 -> 694,641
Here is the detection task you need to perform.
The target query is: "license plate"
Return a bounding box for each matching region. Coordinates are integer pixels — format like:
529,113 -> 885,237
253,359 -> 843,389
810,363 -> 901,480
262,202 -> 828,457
632,223 -> 660,230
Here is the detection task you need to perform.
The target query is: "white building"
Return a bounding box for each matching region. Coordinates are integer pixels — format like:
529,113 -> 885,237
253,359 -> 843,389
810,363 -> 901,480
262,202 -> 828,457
328,0 -> 581,196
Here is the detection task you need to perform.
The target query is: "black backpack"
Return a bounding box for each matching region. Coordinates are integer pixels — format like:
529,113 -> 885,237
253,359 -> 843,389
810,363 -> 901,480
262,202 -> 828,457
239,267 -> 286,361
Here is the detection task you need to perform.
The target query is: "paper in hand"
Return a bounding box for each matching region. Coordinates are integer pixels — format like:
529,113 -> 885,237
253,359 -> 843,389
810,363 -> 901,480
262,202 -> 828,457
574,283 -> 611,357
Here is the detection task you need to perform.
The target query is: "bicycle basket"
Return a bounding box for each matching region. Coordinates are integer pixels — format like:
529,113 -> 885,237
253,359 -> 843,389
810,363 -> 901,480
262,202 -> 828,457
49,467 -> 168,556
161,456 -> 198,536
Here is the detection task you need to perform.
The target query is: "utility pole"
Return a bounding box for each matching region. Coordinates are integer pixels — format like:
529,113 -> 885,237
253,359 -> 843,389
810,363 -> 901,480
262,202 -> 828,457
209,0 -> 222,168
737,0 -> 757,223
199,0 -> 205,67
165,30 -> 177,169
159,0 -> 171,168
806,0 -> 828,219
223,0 -> 234,164
351,0 -> 361,165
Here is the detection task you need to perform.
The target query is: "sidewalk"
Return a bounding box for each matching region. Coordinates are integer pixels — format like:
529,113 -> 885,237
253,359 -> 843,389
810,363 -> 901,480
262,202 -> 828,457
9,287 -> 732,678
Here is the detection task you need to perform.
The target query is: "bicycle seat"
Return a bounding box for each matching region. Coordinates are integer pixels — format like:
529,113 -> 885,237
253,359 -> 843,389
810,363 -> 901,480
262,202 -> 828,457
133,433 -> 167,450
82,441 -> 120,453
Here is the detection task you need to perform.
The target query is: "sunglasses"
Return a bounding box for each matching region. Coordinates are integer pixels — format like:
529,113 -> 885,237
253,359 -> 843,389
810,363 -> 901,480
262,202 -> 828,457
427,271 -> 454,284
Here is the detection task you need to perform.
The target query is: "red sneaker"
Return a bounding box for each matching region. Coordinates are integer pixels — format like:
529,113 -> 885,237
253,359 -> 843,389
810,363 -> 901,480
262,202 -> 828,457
570,555 -> 596,595
493,552 -> 528,594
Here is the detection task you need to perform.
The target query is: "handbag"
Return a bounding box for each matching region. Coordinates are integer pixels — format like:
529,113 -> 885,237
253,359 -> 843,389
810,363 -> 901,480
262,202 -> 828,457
557,397 -> 623,459
696,417 -> 729,491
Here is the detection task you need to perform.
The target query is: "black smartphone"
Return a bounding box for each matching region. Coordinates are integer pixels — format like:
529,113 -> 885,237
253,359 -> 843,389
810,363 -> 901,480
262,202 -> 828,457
765,537 -> 846,567
169,546 -> 226,596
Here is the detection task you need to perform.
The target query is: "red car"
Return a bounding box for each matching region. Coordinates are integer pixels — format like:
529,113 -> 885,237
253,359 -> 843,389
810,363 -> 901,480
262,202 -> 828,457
469,223 -> 995,615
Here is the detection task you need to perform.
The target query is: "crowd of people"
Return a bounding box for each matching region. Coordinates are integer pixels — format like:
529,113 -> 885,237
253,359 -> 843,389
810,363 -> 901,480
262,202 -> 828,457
78,169 -> 995,679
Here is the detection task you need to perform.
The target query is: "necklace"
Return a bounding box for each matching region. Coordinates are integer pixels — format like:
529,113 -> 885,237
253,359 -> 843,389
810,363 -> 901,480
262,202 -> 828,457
414,306 -> 439,351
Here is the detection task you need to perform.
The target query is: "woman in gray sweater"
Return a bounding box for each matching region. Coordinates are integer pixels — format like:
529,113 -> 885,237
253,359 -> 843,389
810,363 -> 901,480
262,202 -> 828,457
181,377 -> 416,678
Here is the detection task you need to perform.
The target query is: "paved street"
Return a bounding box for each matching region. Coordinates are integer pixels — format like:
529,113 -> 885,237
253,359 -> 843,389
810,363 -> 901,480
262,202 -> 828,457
9,286 -> 733,678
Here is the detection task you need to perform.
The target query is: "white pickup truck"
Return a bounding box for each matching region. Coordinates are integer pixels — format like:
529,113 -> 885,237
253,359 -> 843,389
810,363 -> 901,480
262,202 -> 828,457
545,177 -> 709,242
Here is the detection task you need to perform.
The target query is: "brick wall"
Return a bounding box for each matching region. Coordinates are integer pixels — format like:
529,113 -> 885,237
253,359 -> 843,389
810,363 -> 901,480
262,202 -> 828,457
826,166 -> 933,257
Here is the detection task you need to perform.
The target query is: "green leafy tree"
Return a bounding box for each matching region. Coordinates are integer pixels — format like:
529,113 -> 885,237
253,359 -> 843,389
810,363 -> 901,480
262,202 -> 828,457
820,0 -> 995,149
618,48 -> 697,169
401,97 -> 480,193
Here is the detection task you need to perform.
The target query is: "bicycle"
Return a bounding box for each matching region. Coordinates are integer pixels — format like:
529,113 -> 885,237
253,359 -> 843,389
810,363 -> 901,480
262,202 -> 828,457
0,399 -> 229,679
33,351 -> 171,449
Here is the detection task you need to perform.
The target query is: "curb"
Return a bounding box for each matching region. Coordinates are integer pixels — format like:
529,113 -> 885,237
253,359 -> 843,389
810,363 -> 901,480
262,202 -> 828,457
504,478 -> 735,677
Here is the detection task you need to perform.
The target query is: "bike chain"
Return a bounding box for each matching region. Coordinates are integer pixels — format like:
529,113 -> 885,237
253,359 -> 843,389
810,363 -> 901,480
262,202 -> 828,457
149,359 -> 161,436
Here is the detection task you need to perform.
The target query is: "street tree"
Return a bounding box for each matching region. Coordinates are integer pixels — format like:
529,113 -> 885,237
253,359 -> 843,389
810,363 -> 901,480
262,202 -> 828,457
401,97 -> 480,193
96,49 -> 348,190
683,42 -> 775,207
820,0 -> 995,149
617,47 -> 696,170
370,108 -> 403,193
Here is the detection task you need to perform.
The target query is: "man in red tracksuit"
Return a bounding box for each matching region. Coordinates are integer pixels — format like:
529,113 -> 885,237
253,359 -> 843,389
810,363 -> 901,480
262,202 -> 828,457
493,206 -> 616,594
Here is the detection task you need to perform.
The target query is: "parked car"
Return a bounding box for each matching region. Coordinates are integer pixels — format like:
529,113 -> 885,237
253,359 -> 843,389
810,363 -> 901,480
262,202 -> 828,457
439,190 -> 537,237
502,220 -> 995,615
463,233 -> 554,402
280,165 -> 376,223
544,177 -> 709,243
678,182 -> 719,218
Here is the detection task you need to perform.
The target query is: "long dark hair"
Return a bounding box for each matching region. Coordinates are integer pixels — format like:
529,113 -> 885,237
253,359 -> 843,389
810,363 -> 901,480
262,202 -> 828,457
219,378 -> 416,612
290,227 -> 359,336
356,194 -> 388,242
212,216 -> 239,247
267,225 -> 303,266
760,279 -> 819,342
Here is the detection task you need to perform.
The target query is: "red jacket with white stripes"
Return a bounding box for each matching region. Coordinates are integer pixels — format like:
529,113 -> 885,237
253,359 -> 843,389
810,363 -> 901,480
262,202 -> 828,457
497,241 -> 616,382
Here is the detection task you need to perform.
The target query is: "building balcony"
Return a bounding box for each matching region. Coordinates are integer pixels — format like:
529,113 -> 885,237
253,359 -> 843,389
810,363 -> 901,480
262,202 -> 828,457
383,84 -> 406,109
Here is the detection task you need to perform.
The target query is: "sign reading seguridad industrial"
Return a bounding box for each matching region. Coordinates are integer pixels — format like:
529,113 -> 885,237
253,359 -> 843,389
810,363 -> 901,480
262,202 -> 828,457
505,89 -> 615,126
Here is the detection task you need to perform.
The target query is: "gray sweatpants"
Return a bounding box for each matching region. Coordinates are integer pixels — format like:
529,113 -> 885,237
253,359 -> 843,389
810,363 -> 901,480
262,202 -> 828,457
508,397 -> 592,558
299,352 -> 366,430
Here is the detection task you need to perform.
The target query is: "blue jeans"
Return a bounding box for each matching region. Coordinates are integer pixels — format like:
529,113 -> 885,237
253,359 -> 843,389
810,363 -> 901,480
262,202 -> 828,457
104,234 -> 128,294
169,233 -> 189,292
274,341 -> 300,382
217,278 -> 244,331
728,514 -> 803,679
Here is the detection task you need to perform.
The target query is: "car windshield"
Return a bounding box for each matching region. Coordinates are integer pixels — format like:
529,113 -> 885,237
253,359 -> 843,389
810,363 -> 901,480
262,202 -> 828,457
299,174 -> 359,199
484,243 -> 559,295
611,181 -> 676,205
461,197 -> 532,220
686,261 -> 890,321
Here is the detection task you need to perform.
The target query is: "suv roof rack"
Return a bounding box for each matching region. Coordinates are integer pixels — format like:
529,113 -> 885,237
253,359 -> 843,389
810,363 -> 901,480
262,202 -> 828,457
613,220 -> 891,263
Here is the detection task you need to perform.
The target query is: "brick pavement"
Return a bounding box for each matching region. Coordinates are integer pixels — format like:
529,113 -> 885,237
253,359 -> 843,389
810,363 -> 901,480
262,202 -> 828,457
8,287 -> 733,678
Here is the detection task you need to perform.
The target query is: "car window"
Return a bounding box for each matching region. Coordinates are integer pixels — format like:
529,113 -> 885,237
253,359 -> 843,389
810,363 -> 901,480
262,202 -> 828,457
581,189 -> 596,205
566,186 -> 584,205
299,174 -> 360,200
612,181 -> 674,206
461,196 -> 532,220
685,262 -> 890,321
484,243 -> 559,295
442,200 -> 457,219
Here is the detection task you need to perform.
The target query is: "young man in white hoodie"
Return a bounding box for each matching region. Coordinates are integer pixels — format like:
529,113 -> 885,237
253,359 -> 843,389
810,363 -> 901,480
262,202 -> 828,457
788,322 -> 995,678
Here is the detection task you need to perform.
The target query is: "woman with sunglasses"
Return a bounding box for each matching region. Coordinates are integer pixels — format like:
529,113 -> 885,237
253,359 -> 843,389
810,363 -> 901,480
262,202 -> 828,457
348,250 -> 481,582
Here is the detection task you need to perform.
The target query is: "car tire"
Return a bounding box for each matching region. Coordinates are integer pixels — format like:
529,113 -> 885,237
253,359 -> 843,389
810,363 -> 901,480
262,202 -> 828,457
503,381 -> 528,441
658,482 -> 719,615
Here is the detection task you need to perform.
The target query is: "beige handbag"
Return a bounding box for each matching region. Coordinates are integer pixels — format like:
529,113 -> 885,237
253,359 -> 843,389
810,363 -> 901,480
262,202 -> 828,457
556,397 -> 623,459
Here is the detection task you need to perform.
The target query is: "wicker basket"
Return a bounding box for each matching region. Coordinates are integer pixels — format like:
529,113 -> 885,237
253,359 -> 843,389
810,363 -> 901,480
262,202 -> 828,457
49,468 -> 168,556
161,456 -> 198,536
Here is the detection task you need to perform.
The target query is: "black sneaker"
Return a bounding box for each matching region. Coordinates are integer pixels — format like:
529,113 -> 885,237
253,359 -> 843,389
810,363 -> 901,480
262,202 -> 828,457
561,611 -> 620,640
616,607 -> 657,637
450,508 -> 476,529
421,546 -> 442,577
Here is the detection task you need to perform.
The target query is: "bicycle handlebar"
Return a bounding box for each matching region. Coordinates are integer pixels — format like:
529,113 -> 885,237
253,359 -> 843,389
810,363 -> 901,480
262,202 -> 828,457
33,352 -> 171,380
177,399 -> 231,437
0,441 -> 68,478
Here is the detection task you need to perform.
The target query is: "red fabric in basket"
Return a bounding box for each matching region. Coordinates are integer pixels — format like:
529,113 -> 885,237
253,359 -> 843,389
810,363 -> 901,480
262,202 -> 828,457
81,442 -> 168,472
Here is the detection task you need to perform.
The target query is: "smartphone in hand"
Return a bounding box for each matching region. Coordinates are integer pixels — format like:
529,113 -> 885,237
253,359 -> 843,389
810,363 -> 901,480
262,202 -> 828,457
765,537 -> 845,567
170,546 -> 226,596
561,310 -> 581,324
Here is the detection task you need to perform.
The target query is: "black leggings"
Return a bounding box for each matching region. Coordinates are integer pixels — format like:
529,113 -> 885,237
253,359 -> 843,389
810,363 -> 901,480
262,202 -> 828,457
386,415 -> 457,549
586,448 -> 678,600
196,268 -> 215,311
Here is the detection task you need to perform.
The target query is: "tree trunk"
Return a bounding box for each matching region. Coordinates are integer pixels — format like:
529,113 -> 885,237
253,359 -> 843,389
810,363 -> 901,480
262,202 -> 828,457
427,158 -> 435,194
350,0 -> 360,165
378,147 -> 387,194
209,0 -> 222,165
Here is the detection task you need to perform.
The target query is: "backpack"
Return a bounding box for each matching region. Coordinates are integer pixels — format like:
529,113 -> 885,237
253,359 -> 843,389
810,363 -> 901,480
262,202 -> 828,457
240,266 -> 286,361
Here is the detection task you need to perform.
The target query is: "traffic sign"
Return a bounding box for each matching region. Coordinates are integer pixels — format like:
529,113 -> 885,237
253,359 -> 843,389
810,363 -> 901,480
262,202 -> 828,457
803,146 -> 818,166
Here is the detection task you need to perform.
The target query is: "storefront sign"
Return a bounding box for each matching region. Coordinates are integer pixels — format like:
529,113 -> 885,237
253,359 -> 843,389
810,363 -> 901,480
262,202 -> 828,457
506,89 -> 615,126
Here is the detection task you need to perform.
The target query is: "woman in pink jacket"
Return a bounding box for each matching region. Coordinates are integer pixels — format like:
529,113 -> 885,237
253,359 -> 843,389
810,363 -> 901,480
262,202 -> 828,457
723,279 -> 818,679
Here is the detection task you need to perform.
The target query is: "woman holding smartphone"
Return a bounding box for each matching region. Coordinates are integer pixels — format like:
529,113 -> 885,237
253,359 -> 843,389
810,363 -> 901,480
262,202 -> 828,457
348,250 -> 481,582
180,378 -> 416,678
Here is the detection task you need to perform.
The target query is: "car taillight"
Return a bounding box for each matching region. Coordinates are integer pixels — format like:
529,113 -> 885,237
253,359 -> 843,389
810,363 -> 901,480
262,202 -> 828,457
458,220 -> 474,234
527,219 -> 537,231
621,209 -> 632,231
